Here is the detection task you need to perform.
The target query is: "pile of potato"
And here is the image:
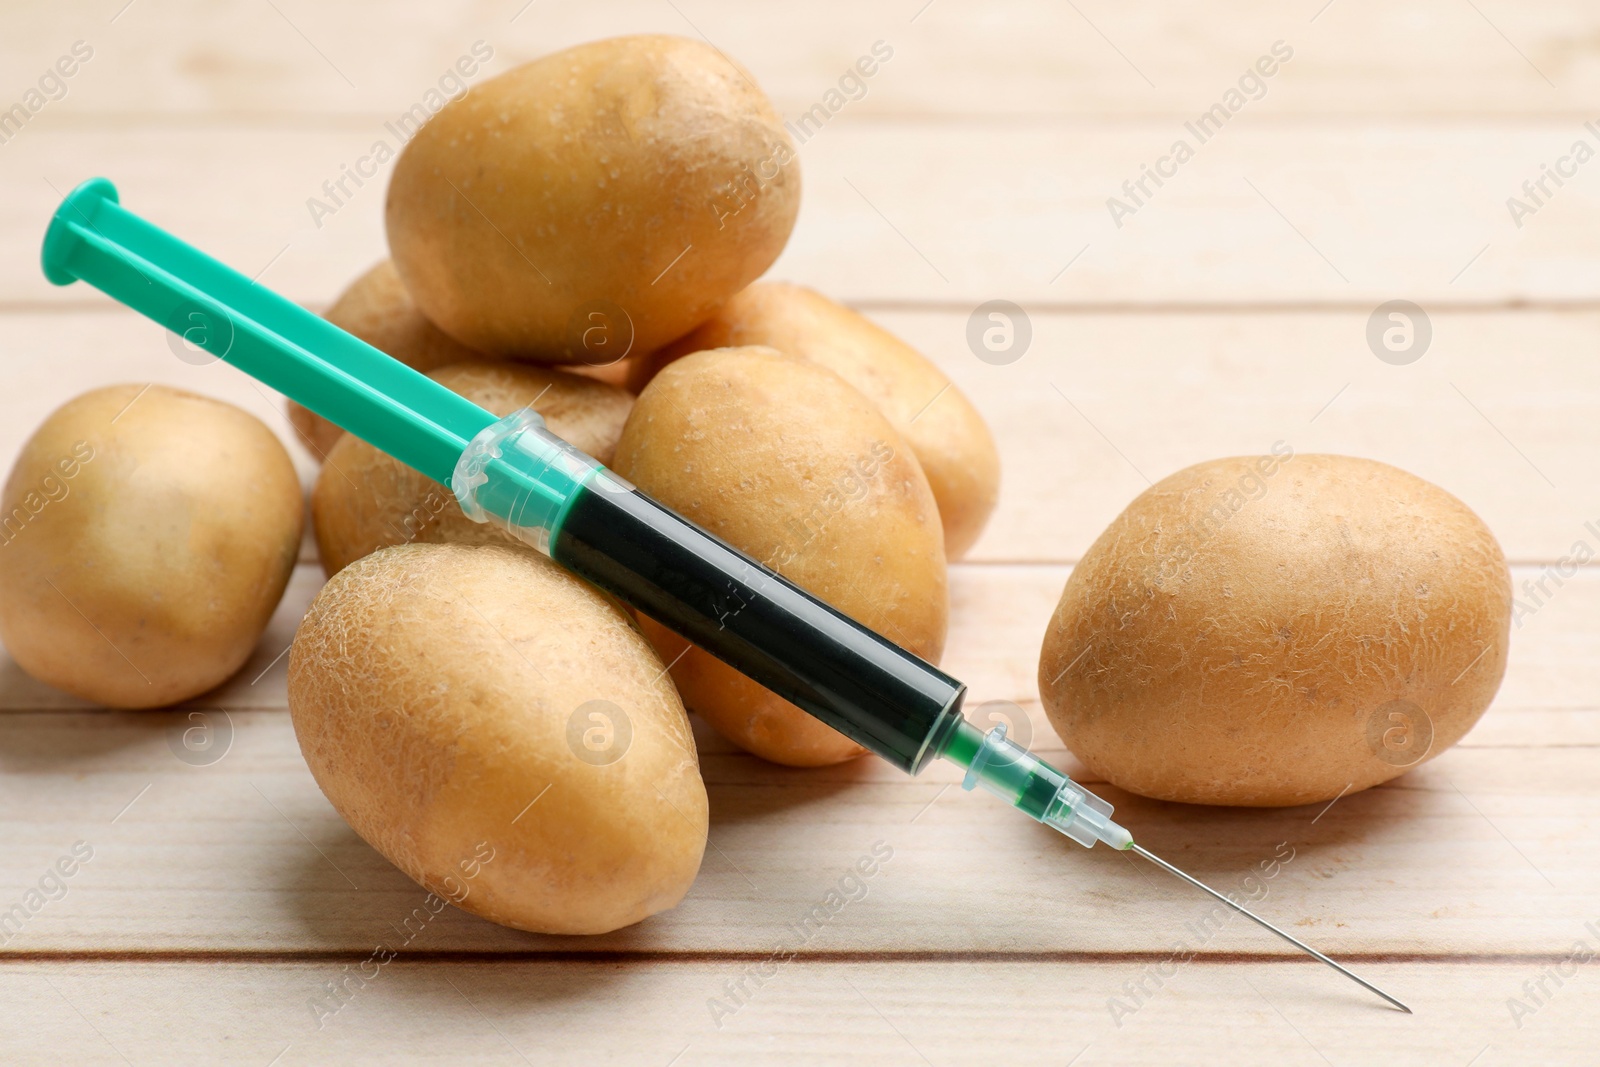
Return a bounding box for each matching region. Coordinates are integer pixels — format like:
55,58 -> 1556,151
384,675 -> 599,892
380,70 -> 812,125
1,35 -> 999,936
0,34 -> 1511,939
288,36 -> 1005,932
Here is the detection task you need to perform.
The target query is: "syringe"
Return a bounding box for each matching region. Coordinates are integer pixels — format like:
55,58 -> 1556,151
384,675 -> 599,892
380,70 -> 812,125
41,178 -> 1409,1013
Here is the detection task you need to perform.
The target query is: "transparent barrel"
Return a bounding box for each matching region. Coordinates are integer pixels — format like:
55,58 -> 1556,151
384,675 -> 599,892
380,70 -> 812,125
942,719 -> 1132,849
452,408 -> 613,555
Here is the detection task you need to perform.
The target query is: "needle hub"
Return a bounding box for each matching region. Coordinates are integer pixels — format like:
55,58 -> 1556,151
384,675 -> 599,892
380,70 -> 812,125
944,720 -> 1132,848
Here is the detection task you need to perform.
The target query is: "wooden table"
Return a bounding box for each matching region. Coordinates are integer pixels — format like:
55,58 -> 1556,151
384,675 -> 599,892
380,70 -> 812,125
3,2 -> 1598,1063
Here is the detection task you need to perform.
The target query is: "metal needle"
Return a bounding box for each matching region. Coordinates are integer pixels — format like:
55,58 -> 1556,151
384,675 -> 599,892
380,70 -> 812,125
1130,843 -> 1413,1014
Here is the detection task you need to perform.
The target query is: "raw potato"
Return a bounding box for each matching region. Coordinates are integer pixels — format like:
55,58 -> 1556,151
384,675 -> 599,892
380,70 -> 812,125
566,357 -> 642,391
612,346 -> 948,766
1039,451 -> 1512,807
289,260 -> 488,459
313,361 -> 633,576
638,282 -> 1001,558
288,543 -> 707,935
386,35 -> 800,360
0,385 -> 302,708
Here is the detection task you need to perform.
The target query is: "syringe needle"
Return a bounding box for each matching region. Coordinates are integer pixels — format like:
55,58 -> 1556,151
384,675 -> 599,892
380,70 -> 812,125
936,724 -> 1410,1013
1130,843 -> 1413,1014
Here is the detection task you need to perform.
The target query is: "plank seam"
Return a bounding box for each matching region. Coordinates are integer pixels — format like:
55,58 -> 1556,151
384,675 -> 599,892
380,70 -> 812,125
0,949 -> 1569,965
16,300 -> 1600,316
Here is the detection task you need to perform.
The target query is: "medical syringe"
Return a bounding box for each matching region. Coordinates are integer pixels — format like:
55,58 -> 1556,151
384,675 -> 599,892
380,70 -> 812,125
41,178 -> 1409,1014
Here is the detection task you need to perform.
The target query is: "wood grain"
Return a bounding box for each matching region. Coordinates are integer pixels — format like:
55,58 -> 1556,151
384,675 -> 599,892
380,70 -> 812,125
7,122 -> 1600,309
3,0 -> 1598,119
2,560 -> 1591,723
1,0 -> 1597,1062
0,564 -> 1591,959
2,960 -> 1593,1066
2,304 -> 1596,562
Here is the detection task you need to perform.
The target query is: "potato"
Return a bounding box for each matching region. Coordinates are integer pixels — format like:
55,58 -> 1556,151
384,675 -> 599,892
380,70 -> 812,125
289,260 -> 488,459
0,384 -> 302,708
1039,451 -> 1511,807
612,346 -> 947,766
637,283 -> 1000,558
386,35 -> 800,361
312,361 -> 633,576
288,542 -> 707,935
566,358 -> 643,391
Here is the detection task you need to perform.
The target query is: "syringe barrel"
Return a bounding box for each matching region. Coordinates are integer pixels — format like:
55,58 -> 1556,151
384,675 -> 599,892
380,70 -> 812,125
452,411 -> 967,774
553,483 -> 967,773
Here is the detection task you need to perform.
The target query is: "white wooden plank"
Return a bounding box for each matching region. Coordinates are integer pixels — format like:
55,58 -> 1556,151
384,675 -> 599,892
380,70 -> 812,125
1,561 -> 1593,717
4,0 -> 1598,119
0,562 -> 1587,956
6,123 -> 1600,309
1464,708 -> 1600,748
1,3 -> 1594,1059
784,121 -> 1600,308
4,305 -> 1599,563
894,307 -> 1600,564
0,959 -> 1592,1066
0,631 -> 1593,955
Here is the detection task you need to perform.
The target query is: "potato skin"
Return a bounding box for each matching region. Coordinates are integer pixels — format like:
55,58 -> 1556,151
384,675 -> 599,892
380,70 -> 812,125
638,283 -> 1000,558
290,260 -> 488,459
287,543 -> 707,935
386,35 -> 800,361
611,346 -> 948,766
312,361 -> 633,576
0,385 -> 302,708
1039,451 -> 1511,807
